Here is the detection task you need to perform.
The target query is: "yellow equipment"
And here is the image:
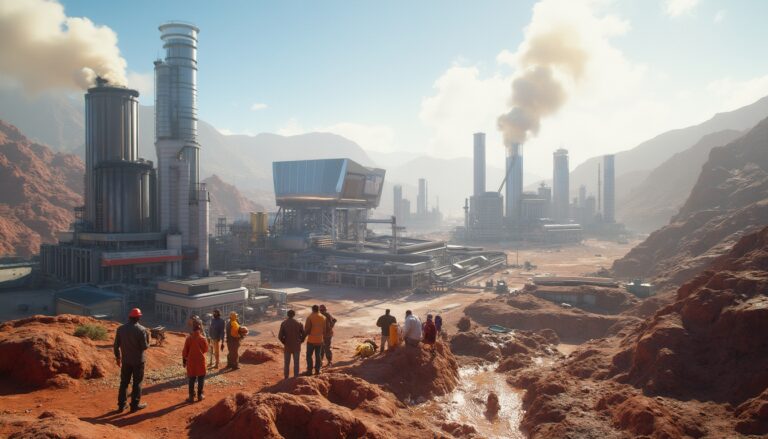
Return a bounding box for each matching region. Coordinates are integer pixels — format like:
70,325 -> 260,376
389,323 -> 400,348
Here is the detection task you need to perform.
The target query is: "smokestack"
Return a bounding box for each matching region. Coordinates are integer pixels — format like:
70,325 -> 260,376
505,143 -> 524,222
552,148 -> 569,222
473,133 -> 486,196
393,185 -> 403,220
603,154 -> 615,223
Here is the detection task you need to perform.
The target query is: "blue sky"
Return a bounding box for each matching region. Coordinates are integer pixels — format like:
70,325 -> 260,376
55,0 -> 768,175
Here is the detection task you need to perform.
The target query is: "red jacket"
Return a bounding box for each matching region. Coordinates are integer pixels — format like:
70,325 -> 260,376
422,320 -> 437,344
183,330 -> 209,377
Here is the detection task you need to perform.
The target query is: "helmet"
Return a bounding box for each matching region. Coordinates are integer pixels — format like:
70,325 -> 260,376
129,308 -> 142,318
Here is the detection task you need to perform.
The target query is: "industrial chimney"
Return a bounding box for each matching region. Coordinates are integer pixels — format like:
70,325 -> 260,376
505,143 -> 523,222
552,148 -> 570,222
603,154 -> 615,223
473,133 -> 486,196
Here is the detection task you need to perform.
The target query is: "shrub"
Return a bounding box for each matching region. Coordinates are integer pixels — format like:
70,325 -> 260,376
74,324 -> 108,341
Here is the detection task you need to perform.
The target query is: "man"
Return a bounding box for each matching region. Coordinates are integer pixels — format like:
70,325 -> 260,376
376,309 -> 397,353
422,314 -> 437,345
304,305 -> 326,375
208,309 -> 225,368
278,309 -> 305,379
435,315 -> 443,334
225,311 -> 243,370
319,304 -> 337,367
403,310 -> 422,348
114,308 -> 150,413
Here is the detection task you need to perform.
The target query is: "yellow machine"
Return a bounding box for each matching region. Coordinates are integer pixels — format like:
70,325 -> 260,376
250,211 -> 269,242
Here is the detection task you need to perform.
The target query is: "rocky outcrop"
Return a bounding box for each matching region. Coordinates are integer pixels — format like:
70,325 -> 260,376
520,226 -> 768,437
191,373 -> 441,438
1,410 -> 142,439
614,116 -> 768,289
0,120 -> 83,257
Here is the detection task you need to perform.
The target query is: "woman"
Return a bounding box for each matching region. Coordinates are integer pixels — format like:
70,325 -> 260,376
182,321 -> 209,403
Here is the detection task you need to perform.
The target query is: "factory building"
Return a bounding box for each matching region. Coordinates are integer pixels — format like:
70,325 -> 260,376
41,79 -> 180,285
469,192 -> 504,240
552,148 -> 570,222
473,133 -> 486,196
416,178 -> 428,216
603,154 -> 615,223
154,22 -> 210,276
393,184 -> 403,221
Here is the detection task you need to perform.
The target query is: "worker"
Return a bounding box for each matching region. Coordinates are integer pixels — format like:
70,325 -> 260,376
422,314 -> 437,345
403,310 -> 422,348
319,304 -> 337,367
208,309 -> 225,369
114,307 -> 150,413
376,309 -> 397,353
225,311 -> 243,370
435,314 -> 443,334
182,321 -> 209,403
278,309 -> 305,379
304,305 -> 326,375
187,314 -> 206,337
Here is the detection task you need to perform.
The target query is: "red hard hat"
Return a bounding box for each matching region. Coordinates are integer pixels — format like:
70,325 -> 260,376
129,308 -> 142,318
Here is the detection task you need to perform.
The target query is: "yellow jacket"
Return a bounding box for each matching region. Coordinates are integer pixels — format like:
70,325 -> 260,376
304,312 -> 326,344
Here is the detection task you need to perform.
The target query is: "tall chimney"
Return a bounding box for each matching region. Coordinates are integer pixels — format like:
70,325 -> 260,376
505,143 -> 523,221
603,154 -> 615,223
552,148 -> 570,222
473,133 -> 486,196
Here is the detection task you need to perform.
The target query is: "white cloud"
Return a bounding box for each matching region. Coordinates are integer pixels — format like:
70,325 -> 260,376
707,74 -> 768,112
664,0 -> 700,17
714,9 -> 726,24
250,102 -> 268,111
317,122 -> 398,153
277,118 -> 305,136
126,71 -> 153,103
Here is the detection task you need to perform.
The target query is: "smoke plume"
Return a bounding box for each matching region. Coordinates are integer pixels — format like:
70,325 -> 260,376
498,0 -> 593,148
0,0 -> 127,92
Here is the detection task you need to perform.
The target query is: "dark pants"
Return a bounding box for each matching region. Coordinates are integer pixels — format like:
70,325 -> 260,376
323,336 -> 333,363
284,349 -> 300,379
306,343 -> 323,373
118,362 -> 145,408
188,376 -> 205,397
227,338 -> 240,369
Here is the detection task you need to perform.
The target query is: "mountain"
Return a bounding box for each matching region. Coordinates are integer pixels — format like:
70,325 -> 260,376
0,120 -> 83,258
613,116 -> 768,289
617,129 -> 744,231
570,95 -> 768,204
203,174 -> 265,233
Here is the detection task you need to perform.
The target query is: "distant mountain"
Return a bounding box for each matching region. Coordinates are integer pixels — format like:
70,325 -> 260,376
203,174 -> 265,233
0,120 -> 83,258
613,116 -> 768,289
570,95 -> 768,204
617,129 -> 743,232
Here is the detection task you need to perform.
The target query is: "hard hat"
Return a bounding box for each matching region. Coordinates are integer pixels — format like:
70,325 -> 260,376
129,308 -> 142,318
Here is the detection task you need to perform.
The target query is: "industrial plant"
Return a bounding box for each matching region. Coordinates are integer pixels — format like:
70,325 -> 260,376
460,133 -> 624,243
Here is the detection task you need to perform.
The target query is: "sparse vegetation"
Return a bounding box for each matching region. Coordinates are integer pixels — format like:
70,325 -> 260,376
73,324 -> 108,341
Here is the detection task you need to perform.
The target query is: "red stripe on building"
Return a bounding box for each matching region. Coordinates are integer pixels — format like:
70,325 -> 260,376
101,255 -> 182,267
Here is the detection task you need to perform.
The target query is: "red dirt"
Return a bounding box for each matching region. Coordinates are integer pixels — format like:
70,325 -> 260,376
517,225 -> 768,438
191,373 -> 442,438
0,410 -> 143,439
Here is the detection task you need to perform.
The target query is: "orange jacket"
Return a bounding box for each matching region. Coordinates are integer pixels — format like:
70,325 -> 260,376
304,312 -> 326,345
183,330 -> 209,378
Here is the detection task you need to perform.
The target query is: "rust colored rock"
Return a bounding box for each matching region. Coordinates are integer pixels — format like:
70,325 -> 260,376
457,316 -> 472,332
441,421 -> 477,438
240,347 -> 276,364
449,332 -> 500,361
2,410 -> 141,439
485,391 -> 500,419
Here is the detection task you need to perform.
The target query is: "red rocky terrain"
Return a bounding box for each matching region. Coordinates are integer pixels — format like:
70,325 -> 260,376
518,225 -> 768,437
0,120 -> 83,257
614,116 -> 768,290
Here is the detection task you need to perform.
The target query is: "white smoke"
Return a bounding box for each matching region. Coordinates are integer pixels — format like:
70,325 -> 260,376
497,0 -> 619,148
0,0 -> 127,91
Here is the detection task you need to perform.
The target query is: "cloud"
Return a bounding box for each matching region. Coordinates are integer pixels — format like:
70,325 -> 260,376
318,122 -> 397,153
664,0 -> 700,17
277,118 -> 305,136
714,9 -> 726,24
126,71 -> 153,101
250,102 -> 268,111
707,74 -> 768,112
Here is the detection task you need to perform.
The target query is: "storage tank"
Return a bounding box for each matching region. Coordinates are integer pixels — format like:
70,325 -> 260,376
250,212 -> 269,240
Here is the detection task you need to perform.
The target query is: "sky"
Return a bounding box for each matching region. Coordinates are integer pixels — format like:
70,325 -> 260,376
32,0 -> 768,176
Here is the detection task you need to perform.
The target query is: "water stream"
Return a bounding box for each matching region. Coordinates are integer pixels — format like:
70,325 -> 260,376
415,363 -> 525,438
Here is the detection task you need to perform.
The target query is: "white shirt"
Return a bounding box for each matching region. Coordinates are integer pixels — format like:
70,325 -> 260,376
403,314 -> 422,340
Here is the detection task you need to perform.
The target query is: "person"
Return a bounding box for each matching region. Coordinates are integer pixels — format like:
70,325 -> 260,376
435,314 -> 443,334
403,310 -> 422,348
278,309 -> 305,379
114,308 -> 150,413
354,339 -> 378,358
376,309 -> 397,353
182,321 -> 209,402
422,314 -> 437,345
225,311 -> 243,370
304,304 -> 326,375
187,314 -> 206,336
319,304 -> 337,367
208,310 -> 225,369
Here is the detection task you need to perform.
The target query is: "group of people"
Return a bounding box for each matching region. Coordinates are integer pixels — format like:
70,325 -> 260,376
112,304 -> 440,411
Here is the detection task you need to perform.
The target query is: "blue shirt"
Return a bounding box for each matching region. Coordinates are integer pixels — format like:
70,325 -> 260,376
209,317 -> 225,340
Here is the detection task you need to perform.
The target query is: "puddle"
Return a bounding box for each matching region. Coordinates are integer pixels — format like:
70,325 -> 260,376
415,364 -> 525,438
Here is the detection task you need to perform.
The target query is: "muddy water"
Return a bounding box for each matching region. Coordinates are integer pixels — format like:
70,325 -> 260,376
415,364 -> 525,438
